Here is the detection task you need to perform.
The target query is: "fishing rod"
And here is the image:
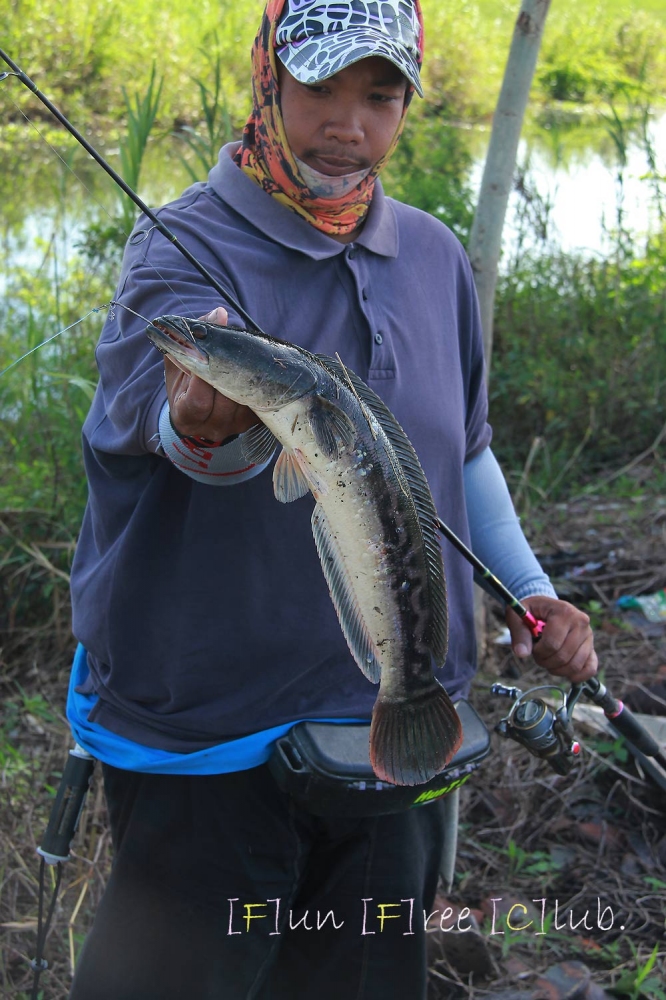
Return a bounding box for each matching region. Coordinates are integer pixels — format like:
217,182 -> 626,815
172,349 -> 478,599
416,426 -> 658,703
435,518 -> 666,779
435,516 -> 545,640
0,48 -> 266,338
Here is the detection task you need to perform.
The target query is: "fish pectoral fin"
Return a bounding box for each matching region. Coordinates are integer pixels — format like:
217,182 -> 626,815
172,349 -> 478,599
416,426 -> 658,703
241,422 -> 279,465
311,504 -> 381,683
308,397 -> 356,459
273,448 -> 312,503
369,681 -> 463,786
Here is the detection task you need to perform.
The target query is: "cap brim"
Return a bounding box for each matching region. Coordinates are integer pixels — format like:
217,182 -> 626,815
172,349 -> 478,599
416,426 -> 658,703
277,27 -> 424,99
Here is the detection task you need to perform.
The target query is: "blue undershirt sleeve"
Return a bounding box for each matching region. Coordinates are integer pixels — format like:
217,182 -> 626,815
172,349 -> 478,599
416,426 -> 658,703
463,447 -> 557,602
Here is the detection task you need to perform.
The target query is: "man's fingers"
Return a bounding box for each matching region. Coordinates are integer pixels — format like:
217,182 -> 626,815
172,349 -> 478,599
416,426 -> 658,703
539,639 -> 598,682
533,617 -> 591,668
175,374 -> 218,423
199,306 -> 228,326
507,597 -> 598,684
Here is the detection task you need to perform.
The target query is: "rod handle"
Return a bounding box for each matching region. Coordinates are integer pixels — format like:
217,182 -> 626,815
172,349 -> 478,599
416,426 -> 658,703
37,747 -> 95,864
584,681 -> 662,757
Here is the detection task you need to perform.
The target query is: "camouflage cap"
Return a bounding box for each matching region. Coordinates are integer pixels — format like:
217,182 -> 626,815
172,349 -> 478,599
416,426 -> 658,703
275,1 -> 424,98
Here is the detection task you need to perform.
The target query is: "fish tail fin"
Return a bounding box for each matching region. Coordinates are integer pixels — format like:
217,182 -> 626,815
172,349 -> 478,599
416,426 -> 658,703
369,682 -> 463,786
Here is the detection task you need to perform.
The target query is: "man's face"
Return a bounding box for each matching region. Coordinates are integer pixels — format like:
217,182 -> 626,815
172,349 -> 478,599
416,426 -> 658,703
278,56 -> 408,177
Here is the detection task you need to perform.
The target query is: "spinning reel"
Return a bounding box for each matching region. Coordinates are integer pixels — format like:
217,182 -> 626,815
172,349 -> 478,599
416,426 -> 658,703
492,677 -> 666,780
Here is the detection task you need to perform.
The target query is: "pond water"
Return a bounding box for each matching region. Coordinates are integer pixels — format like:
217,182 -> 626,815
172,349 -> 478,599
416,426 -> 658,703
475,109 -> 666,258
1,108 -> 665,292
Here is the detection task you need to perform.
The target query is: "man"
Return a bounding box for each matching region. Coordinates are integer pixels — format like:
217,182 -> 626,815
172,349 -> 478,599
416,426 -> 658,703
68,2 -> 596,997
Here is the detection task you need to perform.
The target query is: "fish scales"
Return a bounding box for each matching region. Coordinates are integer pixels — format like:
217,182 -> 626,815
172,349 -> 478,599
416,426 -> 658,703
147,315 -> 462,785
270,395 -> 431,688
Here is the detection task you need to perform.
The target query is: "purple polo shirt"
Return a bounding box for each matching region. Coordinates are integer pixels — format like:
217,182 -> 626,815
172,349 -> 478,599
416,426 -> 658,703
70,143 -> 492,752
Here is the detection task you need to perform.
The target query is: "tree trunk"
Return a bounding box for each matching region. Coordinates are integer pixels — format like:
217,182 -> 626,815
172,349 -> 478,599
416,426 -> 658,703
468,0 -> 552,373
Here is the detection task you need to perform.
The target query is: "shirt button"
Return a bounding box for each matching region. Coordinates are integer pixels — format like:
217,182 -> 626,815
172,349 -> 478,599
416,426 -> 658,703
348,250 -> 356,260
362,289 -> 368,300
374,333 -> 383,345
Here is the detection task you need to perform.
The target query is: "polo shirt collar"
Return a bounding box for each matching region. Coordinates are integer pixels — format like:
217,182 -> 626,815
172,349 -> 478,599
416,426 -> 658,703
208,143 -> 398,260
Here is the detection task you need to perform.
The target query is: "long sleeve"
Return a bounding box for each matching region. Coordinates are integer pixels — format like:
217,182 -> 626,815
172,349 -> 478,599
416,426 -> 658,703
463,447 -> 557,601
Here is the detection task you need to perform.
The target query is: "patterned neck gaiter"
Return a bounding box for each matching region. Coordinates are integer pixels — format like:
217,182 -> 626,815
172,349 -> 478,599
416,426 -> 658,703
233,0 -> 424,237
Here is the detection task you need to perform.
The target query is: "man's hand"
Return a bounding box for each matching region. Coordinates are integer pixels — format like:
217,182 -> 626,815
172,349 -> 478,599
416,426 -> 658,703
165,307 -> 259,441
506,595 -> 598,683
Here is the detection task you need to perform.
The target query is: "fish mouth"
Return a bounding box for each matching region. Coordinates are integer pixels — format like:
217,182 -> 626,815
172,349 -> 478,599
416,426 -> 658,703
147,317 -> 210,370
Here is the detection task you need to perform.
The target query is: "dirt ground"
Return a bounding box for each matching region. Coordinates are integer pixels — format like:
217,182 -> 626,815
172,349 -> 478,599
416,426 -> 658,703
1,471 -> 665,999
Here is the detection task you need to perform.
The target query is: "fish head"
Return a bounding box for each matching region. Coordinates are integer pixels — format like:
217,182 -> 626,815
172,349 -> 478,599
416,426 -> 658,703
147,315 -> 317,410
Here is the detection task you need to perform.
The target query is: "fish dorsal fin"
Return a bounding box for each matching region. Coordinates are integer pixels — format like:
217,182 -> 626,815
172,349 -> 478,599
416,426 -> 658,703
311,503 -> 382,684
241,422 -> 279,465
315,355 -> 448,668
308,396 -> 356,458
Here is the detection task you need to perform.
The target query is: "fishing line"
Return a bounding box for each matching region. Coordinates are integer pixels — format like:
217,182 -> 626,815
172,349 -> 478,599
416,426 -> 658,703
0,306 -> 110,378
0,301 -> 159,381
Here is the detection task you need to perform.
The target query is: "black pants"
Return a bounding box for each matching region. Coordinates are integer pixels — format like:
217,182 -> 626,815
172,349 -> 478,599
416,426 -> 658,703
69,763 -> 445,1000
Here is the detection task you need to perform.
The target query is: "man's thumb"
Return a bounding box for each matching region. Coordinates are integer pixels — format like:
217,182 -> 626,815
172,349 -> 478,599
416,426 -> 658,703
507,611 -> 532,658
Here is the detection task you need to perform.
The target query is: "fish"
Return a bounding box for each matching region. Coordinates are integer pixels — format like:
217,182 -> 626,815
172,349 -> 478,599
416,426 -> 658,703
146,315 -> 463,786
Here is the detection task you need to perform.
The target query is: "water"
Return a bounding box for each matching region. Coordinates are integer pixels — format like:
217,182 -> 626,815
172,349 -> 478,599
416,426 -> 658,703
471,110 -> 666,258
1,109 -> 664,291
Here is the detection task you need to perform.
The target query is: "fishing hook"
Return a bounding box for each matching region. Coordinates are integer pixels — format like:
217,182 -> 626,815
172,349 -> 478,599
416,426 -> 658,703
109,301 -> 154,325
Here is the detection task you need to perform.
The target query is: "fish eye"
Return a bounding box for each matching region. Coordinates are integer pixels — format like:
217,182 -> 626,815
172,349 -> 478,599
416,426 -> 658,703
191,323 -> 208,340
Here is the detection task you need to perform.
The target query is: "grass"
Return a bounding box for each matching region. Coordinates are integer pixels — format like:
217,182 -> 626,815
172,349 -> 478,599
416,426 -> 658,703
475,0 -> 666,28
1,0 -> 664,131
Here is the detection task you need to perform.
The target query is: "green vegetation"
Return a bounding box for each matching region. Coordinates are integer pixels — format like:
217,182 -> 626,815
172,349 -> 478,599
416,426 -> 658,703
1,0 -> 665,127
490,232 -> 666,499
612,943 -> 666,1000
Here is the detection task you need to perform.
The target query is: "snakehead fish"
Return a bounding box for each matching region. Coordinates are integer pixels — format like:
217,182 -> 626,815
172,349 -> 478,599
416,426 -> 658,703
147,315 -> 462,786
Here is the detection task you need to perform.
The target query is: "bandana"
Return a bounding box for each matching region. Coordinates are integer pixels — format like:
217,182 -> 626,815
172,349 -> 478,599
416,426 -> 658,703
233,0 -> 425,237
